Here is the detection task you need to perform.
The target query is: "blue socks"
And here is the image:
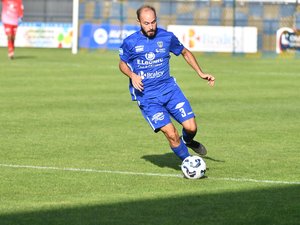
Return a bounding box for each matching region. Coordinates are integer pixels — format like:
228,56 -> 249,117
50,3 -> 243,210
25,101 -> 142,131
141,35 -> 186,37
170,129 -> 197,161
171,138 -> 190,161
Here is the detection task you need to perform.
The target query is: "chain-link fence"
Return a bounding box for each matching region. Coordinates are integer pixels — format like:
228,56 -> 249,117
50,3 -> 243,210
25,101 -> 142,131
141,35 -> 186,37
1,0 -> 299,53
78,0 -> 299,53
3,0 -> 73,22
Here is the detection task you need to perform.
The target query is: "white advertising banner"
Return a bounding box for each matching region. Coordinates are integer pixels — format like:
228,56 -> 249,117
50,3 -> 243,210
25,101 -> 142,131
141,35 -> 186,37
167,25 -> 257,53
276,27 -> 300,53
0,22 -> 72,48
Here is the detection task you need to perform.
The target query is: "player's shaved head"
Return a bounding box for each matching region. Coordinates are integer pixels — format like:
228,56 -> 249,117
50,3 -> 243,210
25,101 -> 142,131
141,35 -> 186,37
136,5 -> 156,21
136,5 -> 157,38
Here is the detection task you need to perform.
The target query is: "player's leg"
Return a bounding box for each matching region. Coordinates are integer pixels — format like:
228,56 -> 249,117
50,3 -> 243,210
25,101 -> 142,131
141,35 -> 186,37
7,34 -> 15,59
10,25 -> 18,59
181,117 -> 197,143
137,98 -> 190,161
181,118 -> 207,155
4,24 -> 17,59
167,87 -> 207,155
160,123 -> 190,161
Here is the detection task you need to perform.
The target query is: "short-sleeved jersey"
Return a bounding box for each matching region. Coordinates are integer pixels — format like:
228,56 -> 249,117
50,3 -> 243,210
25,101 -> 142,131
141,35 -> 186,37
1,0 -> 24,25
119,28 -> 184,101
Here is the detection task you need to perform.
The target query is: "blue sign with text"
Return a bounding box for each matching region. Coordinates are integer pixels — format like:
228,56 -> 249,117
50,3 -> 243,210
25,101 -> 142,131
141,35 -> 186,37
79,23 -> 140,49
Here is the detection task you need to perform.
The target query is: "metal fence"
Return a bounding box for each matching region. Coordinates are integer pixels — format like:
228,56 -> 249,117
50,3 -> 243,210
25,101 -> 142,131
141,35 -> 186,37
17,0 -> 72,22
1,0 -> 299,52
77,0 -> 300,52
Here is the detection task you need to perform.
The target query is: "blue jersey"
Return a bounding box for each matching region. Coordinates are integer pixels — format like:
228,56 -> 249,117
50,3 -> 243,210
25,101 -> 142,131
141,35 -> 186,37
119,28 -> 184,101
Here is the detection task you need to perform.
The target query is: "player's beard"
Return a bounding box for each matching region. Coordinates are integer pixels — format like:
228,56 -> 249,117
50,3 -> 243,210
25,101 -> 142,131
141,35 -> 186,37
141,26 -> 157,38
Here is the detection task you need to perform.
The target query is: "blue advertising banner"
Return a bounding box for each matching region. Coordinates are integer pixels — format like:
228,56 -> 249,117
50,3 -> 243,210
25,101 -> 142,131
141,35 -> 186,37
79,23 -> 140,49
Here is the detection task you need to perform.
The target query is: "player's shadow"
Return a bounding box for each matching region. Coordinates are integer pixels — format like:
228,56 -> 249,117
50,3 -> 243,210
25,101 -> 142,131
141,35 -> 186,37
141,153 -> 181,171
202,155 -> 226,163
13,55 -> 37,60
142,152 -> 225,171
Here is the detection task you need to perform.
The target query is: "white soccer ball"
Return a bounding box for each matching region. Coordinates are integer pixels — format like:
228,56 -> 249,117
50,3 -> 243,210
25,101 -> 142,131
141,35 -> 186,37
181,155 -> 206,179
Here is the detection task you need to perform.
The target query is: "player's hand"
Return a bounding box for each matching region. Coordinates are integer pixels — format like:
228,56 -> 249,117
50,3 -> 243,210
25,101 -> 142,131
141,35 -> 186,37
131,73 -> 144,91
207,75 -> 215,87
201,74 -> 215,87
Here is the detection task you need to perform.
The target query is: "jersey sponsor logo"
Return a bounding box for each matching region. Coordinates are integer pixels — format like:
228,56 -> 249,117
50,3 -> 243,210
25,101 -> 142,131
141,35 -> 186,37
155,48 -> 166,53
139,71 -> 164,79
156,41 -> 166,53
152,112 -> 164,124
136,58 -> 163,66
119,48 -> 123,55
137,53 -> 163,69
175,102 -> 185,109
135,45 -> 144,52
145,52 -> 155,60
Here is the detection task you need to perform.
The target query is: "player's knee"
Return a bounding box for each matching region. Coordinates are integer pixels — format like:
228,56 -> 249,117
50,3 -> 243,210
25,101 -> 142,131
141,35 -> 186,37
182,118 -> 197,134
184,124 -> 197,134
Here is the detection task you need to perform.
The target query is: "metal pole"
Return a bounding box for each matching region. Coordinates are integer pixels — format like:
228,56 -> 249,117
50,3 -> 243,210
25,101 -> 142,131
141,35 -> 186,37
233,0 -> 236,54
72,0 -> 79,54
120,0 -> 124,44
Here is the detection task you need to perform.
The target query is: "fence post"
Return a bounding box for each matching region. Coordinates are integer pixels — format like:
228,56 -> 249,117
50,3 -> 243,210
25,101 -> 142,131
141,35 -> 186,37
72,0 -> 79,54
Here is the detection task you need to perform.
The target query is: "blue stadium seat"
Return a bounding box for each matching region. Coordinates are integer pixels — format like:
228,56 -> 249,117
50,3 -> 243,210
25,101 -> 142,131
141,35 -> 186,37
110,2 -> 122,19
235,12 -> 248,26
208,6 -> 221,25
280,5 -> 296,17
176,15 -> 195,25
222,0 -> 234,8
249,2 -> 263,18
79,3 -> 85,20
263,19 -> 279,35
159,1 -> 177,16
93,2 -> 103,19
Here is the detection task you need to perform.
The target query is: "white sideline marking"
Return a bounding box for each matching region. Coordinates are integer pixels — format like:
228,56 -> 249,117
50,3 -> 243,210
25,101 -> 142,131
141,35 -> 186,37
1,163 -> 300,185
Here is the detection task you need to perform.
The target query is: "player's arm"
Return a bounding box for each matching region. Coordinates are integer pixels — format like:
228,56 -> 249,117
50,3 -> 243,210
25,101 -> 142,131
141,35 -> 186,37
181,47 -> 215,87
119,60 -> 144,91
18,0 -> 24,18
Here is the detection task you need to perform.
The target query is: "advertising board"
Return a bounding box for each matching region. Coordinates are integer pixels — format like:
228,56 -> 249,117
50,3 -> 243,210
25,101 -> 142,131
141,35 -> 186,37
276,27 -> 300,53
79,23 -> 139,49
0,22 -> 72,48
167,25 -> 257,53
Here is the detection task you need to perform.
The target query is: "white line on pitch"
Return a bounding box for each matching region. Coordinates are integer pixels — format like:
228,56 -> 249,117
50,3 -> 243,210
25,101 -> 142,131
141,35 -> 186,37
1,163 -> 299,185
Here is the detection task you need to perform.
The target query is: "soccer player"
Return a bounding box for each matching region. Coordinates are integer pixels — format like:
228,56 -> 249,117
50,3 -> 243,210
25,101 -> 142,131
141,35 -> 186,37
119,5 -> 215,161
1,0 -> 24,59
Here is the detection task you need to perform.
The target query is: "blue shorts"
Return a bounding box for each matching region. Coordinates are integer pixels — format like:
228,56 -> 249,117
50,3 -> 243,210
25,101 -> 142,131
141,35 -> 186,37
137,87 -> 195,132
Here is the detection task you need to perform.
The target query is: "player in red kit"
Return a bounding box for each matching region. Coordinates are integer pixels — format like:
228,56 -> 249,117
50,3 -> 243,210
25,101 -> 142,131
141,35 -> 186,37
1,0 -> 24,59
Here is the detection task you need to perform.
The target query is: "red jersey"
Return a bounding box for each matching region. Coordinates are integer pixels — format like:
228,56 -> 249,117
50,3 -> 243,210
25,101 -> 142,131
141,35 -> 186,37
1,0 -> 23,25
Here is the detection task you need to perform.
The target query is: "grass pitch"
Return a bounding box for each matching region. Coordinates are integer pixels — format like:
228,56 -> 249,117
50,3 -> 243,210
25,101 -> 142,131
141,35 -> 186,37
0,48 -> 299,225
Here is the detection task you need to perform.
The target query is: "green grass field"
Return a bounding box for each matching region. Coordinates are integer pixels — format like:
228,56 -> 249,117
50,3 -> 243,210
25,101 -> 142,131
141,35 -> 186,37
0,47 -> 299,225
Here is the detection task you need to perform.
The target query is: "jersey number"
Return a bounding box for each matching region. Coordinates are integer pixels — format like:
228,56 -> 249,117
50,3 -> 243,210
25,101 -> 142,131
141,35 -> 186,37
179,108 -> 186,117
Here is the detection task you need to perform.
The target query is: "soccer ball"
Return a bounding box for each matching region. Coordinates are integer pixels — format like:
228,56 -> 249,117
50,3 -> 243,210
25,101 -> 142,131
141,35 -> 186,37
181,155 -> 206,179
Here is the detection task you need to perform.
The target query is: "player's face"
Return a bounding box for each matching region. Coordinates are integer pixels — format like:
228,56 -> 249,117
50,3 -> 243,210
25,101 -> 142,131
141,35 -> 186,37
138,9 -> 157,38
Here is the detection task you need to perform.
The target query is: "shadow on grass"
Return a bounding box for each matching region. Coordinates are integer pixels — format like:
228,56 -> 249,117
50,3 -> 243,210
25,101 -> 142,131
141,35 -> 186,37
141,153 -> 181,170
12,55 -> 37,60
0,185 -> 299,225
142,153 -> 225,171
